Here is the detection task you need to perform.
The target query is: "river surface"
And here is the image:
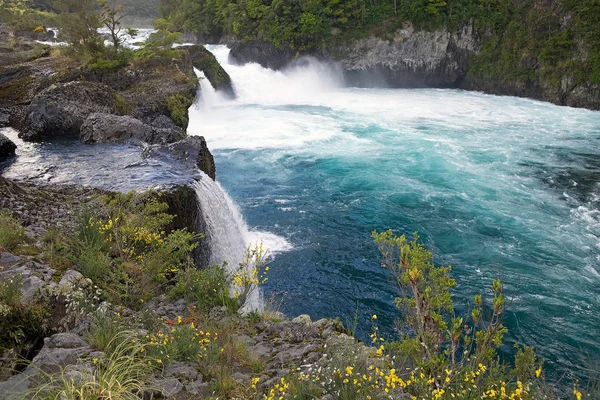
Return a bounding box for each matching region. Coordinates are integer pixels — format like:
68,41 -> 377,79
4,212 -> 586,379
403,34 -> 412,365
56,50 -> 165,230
187,45 -> 600,380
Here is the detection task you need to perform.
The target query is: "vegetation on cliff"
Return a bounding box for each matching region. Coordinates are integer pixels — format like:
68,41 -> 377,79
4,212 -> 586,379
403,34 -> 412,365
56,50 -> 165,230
159,0 -> 600,94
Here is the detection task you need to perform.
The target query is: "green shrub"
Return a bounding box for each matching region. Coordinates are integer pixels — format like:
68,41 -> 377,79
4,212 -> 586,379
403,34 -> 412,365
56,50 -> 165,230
41,227 -> 73,271
170,266 -> 232,311
74,192 -> 198,308
87,311 -> 128,352
0,210 -> 25,252
166,92 -> 192,128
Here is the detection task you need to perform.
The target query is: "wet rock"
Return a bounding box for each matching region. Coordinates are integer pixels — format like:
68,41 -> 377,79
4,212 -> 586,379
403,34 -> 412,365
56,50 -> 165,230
80,113 -> 184,145
156,136 -> 216,180
21,81 -> 118,141
0,133 -> 16,159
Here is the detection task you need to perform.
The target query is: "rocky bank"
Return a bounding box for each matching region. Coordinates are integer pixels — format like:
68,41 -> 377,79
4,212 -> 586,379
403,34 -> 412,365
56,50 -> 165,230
227,21 -> 600,111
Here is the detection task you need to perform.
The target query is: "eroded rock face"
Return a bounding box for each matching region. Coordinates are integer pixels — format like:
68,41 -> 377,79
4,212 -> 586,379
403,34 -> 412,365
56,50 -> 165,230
80,113 -> 185,145
21,81 -> 118,141
338,22 -> 479,88
0,133 -> 16,159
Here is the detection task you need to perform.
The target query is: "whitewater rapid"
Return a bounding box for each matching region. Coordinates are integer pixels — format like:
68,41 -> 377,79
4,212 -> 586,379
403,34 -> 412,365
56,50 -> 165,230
187,45 -> 600,380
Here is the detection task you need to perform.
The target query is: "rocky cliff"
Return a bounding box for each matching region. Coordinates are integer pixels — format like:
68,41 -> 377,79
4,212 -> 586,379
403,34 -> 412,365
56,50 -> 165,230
227,21 -> 600,110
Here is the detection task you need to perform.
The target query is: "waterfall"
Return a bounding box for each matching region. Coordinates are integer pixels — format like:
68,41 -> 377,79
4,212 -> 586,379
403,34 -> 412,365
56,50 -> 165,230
191,173 -> 264,312
192,173 -> 248,268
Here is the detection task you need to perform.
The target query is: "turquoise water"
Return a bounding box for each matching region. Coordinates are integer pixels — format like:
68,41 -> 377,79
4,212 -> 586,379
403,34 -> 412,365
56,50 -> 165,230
189,46 -> 600,380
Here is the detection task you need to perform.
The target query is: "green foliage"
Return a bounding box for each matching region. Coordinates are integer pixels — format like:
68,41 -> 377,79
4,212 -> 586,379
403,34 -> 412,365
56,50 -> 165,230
72,191 -> 199,308
87,310 -> 128,352
41,227 -> 74,271
0,210 -> 25,252
170,265 -> 234,311
166,92 -> 192,128
372,230 -> 545,399
0,274 -> 52,373
0,0 -> 57,31
54,0 -> 104,56
135,29 -> 183,60
114,92 -> 133,115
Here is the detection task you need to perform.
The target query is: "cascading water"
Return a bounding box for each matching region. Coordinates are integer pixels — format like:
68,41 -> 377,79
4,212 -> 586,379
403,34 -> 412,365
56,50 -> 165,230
192,173 -> 248,267
187,45 -> 600,381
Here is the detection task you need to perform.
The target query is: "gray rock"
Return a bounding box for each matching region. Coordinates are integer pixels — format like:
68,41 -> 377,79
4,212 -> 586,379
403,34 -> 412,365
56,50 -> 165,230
0,133 -> 16,158
58,269 -> 85,289
339,21 -> 478,88
0,265 -> 46,303
153,136 -> 216,180
292,314 -> 312,324
152,377 -> 184,397
0,252 -> 21,266
21,81 -> 118,141
184,379 -> 209,397
80,113 -> 184,145
26,333 -> 92,375
165,361 -> 199,382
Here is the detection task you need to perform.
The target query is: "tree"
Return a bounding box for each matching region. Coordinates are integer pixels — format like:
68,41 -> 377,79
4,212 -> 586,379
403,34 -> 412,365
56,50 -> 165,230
53,0 -> 103,54
100,0 -> 137,50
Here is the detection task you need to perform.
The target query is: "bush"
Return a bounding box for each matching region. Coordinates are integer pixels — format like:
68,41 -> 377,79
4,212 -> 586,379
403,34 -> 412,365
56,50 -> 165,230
170,265 -> 232,311
73,192 -> 199,308
372,230 -> 545,399
0,210 -> 25,252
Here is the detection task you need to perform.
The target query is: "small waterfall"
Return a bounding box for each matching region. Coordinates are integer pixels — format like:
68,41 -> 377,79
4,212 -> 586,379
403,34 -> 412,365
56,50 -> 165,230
191,173 -> 263,312
192,173 -> 248,268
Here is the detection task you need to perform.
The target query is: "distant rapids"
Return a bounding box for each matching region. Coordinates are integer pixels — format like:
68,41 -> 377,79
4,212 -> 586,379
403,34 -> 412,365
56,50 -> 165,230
188,45 -> 600,380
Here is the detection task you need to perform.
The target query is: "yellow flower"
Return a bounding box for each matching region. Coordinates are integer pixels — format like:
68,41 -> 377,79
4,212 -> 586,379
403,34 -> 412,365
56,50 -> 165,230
573,389 -> 582,400
372,314 -> 377,319
535,368 -> 542,378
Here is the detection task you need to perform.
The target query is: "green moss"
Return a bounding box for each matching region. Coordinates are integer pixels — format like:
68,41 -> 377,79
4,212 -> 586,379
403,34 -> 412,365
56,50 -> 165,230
166,92 -> 192,128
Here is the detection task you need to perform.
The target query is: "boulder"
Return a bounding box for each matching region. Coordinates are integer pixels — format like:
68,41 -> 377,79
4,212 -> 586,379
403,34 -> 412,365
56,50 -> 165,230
26,333 -> 92,374
80,113 -> 185,145
21,81 -> 118,141
0,132 -> 16,158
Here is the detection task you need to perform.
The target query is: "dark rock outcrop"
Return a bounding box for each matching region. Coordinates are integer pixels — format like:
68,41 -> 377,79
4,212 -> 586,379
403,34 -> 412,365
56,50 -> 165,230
229,39 -> 296,70
80,113 -> 185,144
188,45 -> 235,98
156,136 -> 216,181
21,81 -> 118,141
0,133 -> 16,159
